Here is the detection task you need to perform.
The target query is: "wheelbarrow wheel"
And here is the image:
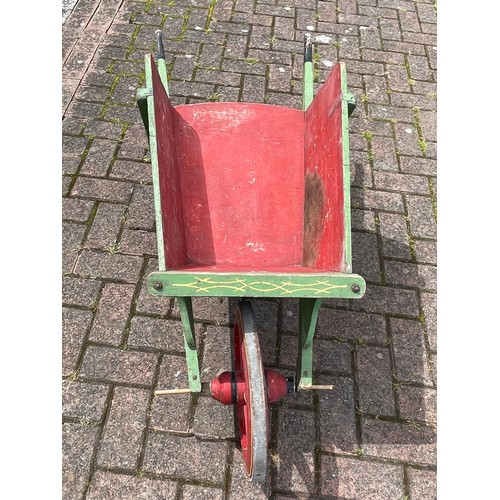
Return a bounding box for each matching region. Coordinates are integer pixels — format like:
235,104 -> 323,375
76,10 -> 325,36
234,300 -> 268,483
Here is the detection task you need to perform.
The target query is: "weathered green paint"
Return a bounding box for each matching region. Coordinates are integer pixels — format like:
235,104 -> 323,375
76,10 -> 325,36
137,87 -> 151,99
157,58 -> 169,95
144,54 -> 167,271
303,60 -> 314,111
177,297 -> 202,393
296,298 -> 323,389
340,62 -> 353,273
136,87 -> 151,138
148,271 -> 366,299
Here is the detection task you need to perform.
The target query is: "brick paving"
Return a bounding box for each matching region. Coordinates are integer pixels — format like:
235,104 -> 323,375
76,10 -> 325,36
62,0 -> 437,498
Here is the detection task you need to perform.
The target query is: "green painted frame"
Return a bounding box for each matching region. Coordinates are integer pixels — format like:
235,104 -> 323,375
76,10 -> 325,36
138,41 -> 364,393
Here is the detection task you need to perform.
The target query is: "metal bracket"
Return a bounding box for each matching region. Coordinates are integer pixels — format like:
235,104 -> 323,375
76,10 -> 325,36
136,87 -> 152,100
136,87 -> 152,139
344,91 -> 356,117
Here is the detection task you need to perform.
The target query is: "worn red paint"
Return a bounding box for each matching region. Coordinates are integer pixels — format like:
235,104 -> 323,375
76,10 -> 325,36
174,103 -> 305,268
304,63 -> 345,271
150,57 -> 347,273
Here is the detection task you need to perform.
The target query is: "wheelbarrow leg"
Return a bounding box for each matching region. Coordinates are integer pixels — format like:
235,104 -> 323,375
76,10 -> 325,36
296,298 -> 323,390
177,297 -> 202,393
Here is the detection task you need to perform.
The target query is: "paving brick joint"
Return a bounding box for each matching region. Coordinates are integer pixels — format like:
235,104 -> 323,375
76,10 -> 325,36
63,0 -> 437,498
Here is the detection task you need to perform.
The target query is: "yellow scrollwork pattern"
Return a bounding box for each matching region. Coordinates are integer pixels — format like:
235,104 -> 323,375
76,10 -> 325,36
171,276 -> 347,295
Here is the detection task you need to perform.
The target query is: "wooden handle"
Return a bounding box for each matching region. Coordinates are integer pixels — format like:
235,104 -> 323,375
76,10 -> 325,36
155,30 -> 165,60
154,388 -> 192,396
304,33 -> 313,62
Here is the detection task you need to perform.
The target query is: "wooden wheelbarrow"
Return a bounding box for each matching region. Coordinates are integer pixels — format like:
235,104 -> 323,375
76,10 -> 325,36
136,31 -> 366,483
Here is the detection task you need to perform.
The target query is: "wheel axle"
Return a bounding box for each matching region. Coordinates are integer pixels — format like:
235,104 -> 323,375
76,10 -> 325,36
210,370 -> 295,406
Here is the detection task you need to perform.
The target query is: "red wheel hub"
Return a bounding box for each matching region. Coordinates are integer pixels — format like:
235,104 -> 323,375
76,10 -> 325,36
211,369 -> 290,406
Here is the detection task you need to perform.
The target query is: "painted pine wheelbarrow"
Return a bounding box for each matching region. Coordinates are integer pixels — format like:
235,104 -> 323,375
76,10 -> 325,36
136,31 -> 366,483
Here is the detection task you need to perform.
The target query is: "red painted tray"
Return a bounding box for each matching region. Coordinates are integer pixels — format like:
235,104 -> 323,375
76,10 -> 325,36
142,53 -> 365,299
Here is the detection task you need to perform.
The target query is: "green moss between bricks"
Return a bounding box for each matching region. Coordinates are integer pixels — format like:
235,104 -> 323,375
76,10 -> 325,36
361,130 -> 374,162
125,24 -> 141,58
206,92 -> 221,102
65,137 -> 95,195
428,177 -> 438,222
205,0 -> 217,30
98,76 -> 121,120
104,242 -> 120,255
175,8 -> 191,40
412,106 -> 428,157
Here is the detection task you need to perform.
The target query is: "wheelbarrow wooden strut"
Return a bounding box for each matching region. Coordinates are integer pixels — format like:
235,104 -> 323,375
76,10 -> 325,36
138,31 -> 365,483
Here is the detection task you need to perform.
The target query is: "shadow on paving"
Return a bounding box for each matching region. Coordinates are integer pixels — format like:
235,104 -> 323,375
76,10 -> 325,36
218,223 -> 435,495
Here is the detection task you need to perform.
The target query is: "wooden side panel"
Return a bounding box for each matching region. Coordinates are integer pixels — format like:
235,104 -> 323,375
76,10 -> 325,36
150,56 -> 187,269
173,103 -> 305,269
304,64 -> 345,272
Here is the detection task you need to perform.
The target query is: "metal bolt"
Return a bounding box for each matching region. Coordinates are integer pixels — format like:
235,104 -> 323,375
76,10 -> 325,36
153,282 -> 163,291
351,284 -> 360,294
193,375 -> 198,380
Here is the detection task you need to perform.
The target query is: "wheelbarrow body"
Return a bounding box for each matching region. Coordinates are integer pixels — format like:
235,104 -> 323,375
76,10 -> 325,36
137,34 -> 365,482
